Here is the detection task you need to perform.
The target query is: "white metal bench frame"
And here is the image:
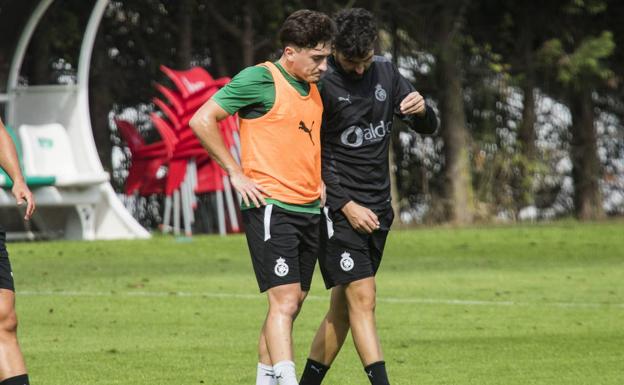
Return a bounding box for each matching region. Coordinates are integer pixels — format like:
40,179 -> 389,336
0,0 -> 149,240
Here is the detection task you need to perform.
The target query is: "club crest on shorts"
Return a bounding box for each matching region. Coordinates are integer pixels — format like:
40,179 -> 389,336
375,84 -> 387,102
340,251 -> 354,271
274,257 -> 289,277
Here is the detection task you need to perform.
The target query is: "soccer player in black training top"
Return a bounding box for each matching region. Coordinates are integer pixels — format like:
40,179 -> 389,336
300,8 -> 438,385
0,118 -> 35,385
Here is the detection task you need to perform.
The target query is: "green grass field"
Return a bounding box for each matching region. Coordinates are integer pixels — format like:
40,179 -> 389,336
8,220 -> 624,384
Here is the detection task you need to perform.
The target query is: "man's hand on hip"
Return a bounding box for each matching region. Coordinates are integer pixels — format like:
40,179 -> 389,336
341,201 -> 379,234
229,169 -> 270,207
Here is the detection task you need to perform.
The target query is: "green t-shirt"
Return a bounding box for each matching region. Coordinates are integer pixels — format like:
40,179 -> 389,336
212,62 -> 320,215
212,62 -> 310,119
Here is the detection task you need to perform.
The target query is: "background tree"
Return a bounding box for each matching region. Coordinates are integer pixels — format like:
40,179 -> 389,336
538,1 -> 615,220
428,0 -> 475,223
1,0 -> 623,229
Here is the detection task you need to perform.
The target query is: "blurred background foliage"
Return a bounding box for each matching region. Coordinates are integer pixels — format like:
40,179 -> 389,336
1,0 -> 623,229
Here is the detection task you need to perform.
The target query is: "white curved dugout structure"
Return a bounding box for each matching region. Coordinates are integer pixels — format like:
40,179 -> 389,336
3,0 -> 150,240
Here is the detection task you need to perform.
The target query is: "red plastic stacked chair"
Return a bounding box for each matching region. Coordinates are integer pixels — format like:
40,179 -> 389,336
151,65 -> 241,236
115,118 -> 168,196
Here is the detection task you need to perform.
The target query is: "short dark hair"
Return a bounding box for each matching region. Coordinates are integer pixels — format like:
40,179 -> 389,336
279,9 -> 335,49
334,8 -> 377,59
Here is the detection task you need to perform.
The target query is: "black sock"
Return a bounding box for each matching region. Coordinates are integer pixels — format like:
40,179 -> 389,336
365,361 -> 390,385
0,374 -> 30,385
299,358 -> 330,385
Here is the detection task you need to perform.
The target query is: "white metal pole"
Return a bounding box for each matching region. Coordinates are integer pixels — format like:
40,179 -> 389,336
6,0 -> 55,126
215,190 -> 226,235
222,175 -> 240,232
77,0 -> 110,173
173,190 -> 181,236
162,196 -> 173,233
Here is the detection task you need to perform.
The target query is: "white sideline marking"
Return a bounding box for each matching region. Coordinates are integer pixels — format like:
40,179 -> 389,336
17,290 -> 624,309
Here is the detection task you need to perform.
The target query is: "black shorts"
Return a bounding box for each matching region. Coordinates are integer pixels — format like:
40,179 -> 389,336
319,205 -> 394,289
0,232 -> 15,291
242,204 -> 320,292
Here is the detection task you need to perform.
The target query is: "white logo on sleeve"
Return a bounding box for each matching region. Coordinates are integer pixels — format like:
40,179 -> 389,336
340,251 -> 354,271
338,94 -> 352,104
374,84 -> 387,101
274,257 -> 289,277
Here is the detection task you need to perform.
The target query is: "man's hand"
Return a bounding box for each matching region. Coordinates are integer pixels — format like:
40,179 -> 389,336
320,182 -> 326,207
399,91 -> 426,117
11,179 -> 35,220
229,169 -> 270,207
341,201 -> 379,234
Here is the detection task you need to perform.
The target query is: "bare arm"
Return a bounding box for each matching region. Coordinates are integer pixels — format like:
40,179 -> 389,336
190,100 -> 269,207
0,121 -> 35,220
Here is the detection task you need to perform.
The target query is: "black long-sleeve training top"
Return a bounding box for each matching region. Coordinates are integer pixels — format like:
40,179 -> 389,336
320,55 -> 438,212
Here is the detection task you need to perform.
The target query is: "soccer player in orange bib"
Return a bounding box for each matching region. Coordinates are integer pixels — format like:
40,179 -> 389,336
299,8 -> 438,385
190,10 -> 335,385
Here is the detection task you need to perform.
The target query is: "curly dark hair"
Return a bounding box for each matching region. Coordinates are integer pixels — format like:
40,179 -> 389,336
279,10 -> 335,49
334,8 -> 377,59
